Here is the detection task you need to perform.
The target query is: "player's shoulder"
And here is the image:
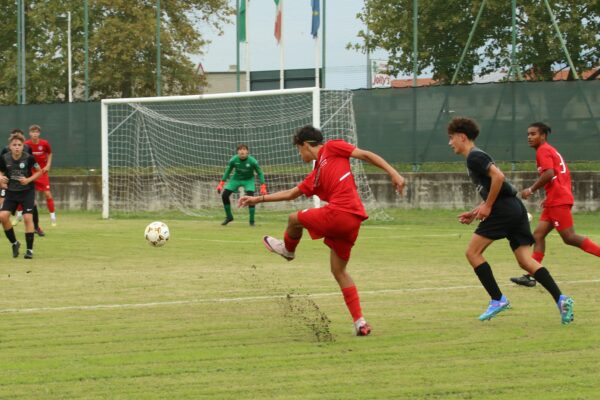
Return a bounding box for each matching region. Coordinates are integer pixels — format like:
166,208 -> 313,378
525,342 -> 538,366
325,139 -> 350,147
536,142 -> 554,155
467,147 -> 492,161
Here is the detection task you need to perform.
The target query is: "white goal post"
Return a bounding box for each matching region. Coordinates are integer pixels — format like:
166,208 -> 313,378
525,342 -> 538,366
101,87 -> 386,219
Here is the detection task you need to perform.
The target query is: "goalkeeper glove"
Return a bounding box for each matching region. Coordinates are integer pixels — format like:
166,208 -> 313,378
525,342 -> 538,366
259,184 -> 268,195
216,181 -> 225,193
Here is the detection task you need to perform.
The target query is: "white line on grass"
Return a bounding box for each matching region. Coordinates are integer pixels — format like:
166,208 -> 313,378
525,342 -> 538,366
2,278 -> 600,315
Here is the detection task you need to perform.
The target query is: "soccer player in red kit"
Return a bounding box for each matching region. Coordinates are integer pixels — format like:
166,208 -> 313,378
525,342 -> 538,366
511,122 -> 600,287
238,125 -> 406,336
24,124 -> 57,228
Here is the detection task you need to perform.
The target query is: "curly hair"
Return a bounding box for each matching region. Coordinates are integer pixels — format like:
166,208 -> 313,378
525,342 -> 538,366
447,117 -> 480,140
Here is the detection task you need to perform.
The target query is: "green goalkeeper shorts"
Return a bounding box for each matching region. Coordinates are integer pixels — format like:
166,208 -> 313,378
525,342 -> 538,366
225,179 -> 256,193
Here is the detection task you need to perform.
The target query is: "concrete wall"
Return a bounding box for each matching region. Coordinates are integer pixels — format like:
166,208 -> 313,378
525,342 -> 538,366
50,172 -> 600,212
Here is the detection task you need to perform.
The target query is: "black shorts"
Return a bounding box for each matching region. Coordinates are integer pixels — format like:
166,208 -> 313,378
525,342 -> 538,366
0,189 -> 35,214
0,188 -> 5,198
475,196 -> 534,251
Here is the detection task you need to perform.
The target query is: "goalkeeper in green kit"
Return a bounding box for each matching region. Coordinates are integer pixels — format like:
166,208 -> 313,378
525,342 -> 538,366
217,144 -> 267,226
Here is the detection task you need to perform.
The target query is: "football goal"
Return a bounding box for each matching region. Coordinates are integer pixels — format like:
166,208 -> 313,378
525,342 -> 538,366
101,87 -> 387,219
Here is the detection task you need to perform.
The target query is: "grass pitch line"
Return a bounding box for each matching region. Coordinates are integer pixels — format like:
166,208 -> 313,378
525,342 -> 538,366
2,278 -> 599,315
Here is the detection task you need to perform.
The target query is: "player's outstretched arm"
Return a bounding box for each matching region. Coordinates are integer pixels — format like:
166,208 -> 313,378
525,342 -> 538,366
350,148 -> 406,195
238,187 -> 302,207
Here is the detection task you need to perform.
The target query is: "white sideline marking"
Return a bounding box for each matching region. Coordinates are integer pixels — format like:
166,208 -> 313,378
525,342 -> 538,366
2,279 -> 599,315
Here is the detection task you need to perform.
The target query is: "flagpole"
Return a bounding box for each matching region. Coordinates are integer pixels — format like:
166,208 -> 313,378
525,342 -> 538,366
245,0 -> 250,92
279,0 -> 284,89
312,0 -> 321,88
314,37 -> 320,88
236,0 -> 240,92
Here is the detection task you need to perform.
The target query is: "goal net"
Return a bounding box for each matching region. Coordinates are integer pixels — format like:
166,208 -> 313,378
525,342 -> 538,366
101,88 -> 388,219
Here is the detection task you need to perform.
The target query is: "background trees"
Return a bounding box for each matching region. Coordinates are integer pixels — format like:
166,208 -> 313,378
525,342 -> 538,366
0,0 -> 232,104
353,0 -> 599,83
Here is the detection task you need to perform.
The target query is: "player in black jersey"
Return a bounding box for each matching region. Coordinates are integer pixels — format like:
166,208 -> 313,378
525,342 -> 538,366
0,131 -> 44,259
0,129 -> 45,236
447,117 -> 574,325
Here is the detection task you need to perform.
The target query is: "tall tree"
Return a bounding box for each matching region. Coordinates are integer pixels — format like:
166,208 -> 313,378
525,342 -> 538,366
352,0 -> 599,84
0,0 -> 232,104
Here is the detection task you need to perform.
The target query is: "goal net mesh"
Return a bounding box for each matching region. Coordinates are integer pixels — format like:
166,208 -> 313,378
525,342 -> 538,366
104,90 -> 389,220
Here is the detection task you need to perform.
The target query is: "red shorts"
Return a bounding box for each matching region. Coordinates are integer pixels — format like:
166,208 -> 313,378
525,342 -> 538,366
34,173 -> 50,192
540,204 -> 573,231
297,206 -> 365,261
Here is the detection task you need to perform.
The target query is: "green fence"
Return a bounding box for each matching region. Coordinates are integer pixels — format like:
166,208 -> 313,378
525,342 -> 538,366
0,102 -> 100,167
354,80 -> 600,164
0,80 -> 598,168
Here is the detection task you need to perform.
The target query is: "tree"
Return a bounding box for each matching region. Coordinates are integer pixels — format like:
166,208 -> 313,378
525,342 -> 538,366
352,0 -> 599,84
0,0 -> 233,104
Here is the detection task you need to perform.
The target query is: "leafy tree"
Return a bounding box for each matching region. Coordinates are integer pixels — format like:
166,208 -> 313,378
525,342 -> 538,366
0,0 -> 232,104
352,0 -> 599,83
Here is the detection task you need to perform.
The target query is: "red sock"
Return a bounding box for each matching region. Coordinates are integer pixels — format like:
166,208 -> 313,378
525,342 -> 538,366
532,251 -> 544,263
17,204 -> 23,212
342,285 -> 363,322
283,231 -> 300,253
47,198 -> 55,213
581,238 -> 600,257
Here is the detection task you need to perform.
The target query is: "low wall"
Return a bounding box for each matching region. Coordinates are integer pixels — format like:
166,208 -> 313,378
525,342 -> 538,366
49,172 -> 600,212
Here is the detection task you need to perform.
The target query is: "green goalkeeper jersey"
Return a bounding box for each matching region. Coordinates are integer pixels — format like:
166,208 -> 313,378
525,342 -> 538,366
221,155 -> 265,183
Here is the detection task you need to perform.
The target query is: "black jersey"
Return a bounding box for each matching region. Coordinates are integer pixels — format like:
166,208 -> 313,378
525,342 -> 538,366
467,147 -> 517,201
0,151 -> 39,192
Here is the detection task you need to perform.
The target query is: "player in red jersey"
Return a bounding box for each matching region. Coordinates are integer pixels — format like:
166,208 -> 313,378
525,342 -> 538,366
238,125 -> 406,336
24,125 -> 57,229
511,122 -> 600,287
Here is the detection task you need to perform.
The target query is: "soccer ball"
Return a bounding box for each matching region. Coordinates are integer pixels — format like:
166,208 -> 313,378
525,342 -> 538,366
144,221 -> 170,247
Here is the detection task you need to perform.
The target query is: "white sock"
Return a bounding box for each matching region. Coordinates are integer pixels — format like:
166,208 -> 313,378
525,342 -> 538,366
17,211 -> 23,218
50,212 -> 56,219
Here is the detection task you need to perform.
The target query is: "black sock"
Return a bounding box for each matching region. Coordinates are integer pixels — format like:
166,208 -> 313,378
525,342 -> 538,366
33,206 -> 39,230
533,267 -> 562,303
4,228 -> 17,243
474,262 -> 503,301
25,232 -> 34,251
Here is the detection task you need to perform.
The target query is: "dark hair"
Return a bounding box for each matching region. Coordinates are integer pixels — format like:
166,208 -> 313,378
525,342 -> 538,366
10,128 -> 24,135
447,117 -> 480,140
529,122 -> 551,135
237,143 -> 249,151
293,125 -> 323,147
29,124 -> 41,132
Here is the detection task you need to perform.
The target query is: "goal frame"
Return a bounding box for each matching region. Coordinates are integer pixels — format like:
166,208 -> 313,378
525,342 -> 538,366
100,87 -> 321,219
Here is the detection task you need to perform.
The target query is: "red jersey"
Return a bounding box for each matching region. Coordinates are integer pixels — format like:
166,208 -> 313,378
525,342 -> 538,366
536,142 -> 573,206
297,140 -> 368,220
24,139 -> 52,169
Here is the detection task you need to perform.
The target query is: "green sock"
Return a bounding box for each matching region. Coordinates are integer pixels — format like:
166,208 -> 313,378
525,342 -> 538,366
249,207 -> 255,223
224,204 -> 233,219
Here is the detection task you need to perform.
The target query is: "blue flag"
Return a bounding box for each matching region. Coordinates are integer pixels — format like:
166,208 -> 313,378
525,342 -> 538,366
311,0 -> 320,38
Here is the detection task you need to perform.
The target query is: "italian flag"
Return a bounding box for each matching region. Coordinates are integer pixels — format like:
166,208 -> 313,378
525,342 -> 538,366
274,0 -> 282,43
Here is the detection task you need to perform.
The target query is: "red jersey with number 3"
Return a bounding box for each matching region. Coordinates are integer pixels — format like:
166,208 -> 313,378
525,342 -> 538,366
536,142 -> 573,206
297,140 -> 368,220
24,139 -> 52,169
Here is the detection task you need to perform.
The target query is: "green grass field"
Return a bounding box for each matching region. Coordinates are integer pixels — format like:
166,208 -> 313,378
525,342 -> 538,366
1,209 -> 600,399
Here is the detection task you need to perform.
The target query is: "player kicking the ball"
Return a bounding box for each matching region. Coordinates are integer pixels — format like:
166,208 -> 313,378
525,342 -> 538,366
448,117 -> 573,324
238,125 -> 406,336
511,122 -> 600,287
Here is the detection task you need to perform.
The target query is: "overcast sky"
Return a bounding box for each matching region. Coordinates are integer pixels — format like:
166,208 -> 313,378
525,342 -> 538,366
192,0 -> 390,89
